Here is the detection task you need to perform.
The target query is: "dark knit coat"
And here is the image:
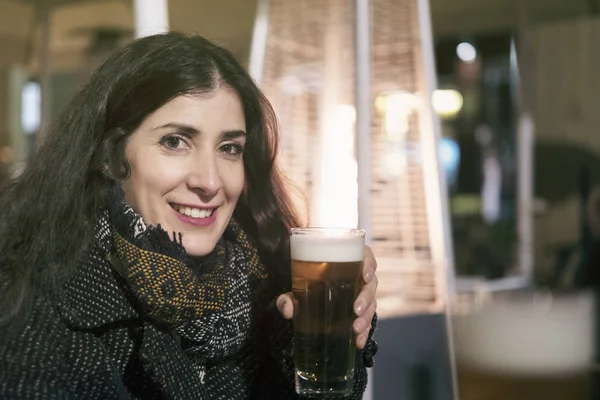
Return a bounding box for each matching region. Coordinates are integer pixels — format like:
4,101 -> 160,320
0,218 -> 373,399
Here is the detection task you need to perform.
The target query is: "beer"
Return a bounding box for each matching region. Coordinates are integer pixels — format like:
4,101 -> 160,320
290,229 -> 365,396
451,291 -> 595,400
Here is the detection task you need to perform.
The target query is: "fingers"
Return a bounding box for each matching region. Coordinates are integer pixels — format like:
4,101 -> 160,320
354,299 -> 377,349
362,245 -> 378,283
354,274 -> 378,316
356,331 -> 369,349
276,292 -> 294,319
354,271 -> 378,349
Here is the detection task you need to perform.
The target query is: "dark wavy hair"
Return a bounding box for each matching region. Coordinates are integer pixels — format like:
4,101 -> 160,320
0,33 -> 300,321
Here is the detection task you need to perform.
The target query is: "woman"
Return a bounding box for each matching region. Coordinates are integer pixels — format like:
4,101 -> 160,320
0,33 -> 378,399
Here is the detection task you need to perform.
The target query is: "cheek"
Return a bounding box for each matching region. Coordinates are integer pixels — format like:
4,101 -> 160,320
124,157 -> 181,201
222,164 -> 245,205
232,167 -> 246,201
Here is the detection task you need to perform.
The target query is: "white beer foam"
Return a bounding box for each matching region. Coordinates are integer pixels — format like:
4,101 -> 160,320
291,234 -> 364,262
452,293 -> 595,376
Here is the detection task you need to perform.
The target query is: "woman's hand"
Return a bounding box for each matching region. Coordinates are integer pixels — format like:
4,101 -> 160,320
276,245 -> 378,350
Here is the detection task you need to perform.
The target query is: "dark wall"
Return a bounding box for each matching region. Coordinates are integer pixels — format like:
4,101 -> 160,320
373,313 -> 454,400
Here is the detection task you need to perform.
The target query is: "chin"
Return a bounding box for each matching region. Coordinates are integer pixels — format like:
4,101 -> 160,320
176,214 -> 233,257
184,245 -> 215,258
182,238 -> 219,257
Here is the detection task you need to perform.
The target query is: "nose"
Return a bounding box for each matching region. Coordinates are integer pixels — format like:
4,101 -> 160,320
186,152 -> 221,197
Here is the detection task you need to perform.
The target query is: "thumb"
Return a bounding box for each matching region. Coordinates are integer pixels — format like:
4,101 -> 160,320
276,292 -> 295,319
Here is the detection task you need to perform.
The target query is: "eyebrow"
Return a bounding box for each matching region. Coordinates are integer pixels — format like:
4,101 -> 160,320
221,130 -> 247,140
153,123 -> 247,140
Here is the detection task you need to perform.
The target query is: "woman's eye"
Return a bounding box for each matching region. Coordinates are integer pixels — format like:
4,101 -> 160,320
160,135 -> 188,151
220,143 -> 245,157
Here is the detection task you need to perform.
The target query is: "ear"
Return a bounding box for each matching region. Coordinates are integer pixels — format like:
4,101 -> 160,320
98,127 -> 131,181
102,164 -> 114,180
101,162 -> 126,182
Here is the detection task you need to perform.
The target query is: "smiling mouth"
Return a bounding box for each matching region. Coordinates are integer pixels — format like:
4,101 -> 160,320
171,204 -> 215,219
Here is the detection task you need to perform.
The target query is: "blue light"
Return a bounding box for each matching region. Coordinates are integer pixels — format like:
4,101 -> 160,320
439,137 -> 460,187
21,81 -> 41,135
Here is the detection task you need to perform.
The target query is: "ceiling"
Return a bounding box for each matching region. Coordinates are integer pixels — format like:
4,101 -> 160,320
431,0 -> 590,36
0,0 -> 258,68
0,0 -> 594,70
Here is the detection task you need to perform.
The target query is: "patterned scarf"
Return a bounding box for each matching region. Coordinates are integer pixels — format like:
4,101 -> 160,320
105,190 -> 270,364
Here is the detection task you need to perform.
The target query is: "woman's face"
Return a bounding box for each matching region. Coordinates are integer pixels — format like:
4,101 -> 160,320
121,89 -> 246,257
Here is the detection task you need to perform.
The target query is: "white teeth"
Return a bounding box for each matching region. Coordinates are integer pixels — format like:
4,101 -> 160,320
174,205 -> 214,219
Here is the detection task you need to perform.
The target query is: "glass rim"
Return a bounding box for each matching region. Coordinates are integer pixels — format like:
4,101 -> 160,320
290,227 -> 366,237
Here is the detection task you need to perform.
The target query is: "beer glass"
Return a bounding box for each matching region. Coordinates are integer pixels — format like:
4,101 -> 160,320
290,227 -> 365,396
450,290 -> 596,400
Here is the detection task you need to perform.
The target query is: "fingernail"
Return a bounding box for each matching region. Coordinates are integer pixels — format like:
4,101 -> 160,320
357,334 -> 367,349
276,297 -> 285,311
364,270 -> 373,282
353,319 -> 367,333
355,301 -> 366,315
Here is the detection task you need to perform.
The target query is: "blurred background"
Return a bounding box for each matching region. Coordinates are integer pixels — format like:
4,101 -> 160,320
1,0 -> 600,398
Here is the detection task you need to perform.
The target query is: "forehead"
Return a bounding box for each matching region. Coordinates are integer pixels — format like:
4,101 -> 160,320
142,89 -> 246,131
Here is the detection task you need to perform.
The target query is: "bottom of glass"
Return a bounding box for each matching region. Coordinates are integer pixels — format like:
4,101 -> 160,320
295,373 -> 353,397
